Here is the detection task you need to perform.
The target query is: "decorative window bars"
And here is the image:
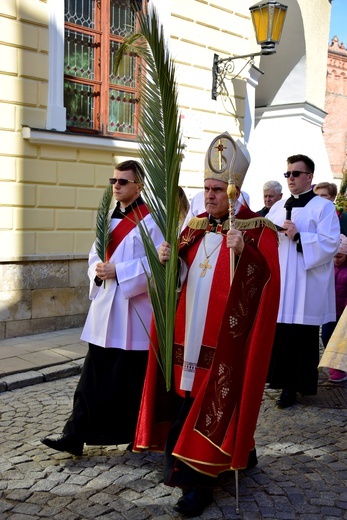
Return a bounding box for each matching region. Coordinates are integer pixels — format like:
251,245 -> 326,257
64,0 -> 140,136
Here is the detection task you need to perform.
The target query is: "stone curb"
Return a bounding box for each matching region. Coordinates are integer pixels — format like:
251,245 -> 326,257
0,358 -> 84,393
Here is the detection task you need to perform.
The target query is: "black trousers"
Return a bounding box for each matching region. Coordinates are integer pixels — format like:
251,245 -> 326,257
63,343 -> 148,445
267,323 -> 319,395
321,318 -> 340,348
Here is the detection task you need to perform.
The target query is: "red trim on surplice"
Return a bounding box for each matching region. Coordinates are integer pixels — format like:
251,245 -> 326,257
105,204 -> 150,261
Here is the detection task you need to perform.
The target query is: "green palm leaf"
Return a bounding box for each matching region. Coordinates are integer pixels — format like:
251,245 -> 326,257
95,185 -> 113,287
114,7 -> 183,390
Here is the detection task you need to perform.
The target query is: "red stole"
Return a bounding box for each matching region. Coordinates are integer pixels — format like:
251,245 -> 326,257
106,204 -> 150,261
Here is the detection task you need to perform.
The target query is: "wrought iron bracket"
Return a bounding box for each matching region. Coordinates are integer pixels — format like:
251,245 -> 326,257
211,52 -> 263,100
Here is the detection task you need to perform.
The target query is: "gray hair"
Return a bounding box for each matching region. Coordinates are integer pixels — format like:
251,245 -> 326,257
263,180 -> 282,194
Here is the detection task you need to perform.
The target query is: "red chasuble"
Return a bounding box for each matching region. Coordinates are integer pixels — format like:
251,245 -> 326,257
134,207 -> 280,474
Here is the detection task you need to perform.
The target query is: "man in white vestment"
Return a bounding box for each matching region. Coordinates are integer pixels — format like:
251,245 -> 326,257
41,160 -> 163,456
267,154 -> 340,408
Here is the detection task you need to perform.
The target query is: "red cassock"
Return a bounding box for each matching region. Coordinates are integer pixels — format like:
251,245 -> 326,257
134,207 -> 280,476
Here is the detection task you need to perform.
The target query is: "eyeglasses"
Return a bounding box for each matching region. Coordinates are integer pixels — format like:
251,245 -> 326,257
109,178 -> 136,186
283,170 -> 311,178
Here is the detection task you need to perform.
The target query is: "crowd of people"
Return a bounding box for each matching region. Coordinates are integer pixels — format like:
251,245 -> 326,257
40,139 -> 347,517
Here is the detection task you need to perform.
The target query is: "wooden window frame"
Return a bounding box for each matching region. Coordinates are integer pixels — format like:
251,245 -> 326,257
64,0 -> 141,138
46,0 -> 165,147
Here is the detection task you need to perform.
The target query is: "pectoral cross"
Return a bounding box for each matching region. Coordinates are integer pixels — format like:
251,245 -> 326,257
199,258 -> 212,277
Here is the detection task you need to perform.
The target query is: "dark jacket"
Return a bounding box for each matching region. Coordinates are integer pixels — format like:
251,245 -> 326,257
256,206 -> 269,217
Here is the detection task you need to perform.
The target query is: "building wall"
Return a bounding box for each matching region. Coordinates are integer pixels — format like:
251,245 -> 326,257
298,0 -> 331,110
0,258 -> 88,338
168,0 -> 254,192
0,0 -> 336,338
323,36 -> 347,179
0,0 -> 252,338
243,0 -> 333,210
0,1 -> 120,337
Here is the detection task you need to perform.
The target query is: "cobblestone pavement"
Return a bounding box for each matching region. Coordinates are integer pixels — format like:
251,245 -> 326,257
1,373 -> 346,519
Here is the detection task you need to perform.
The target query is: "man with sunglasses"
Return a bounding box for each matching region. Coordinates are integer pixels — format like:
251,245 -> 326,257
266,154 -> 340,408
41,160 -> 163,456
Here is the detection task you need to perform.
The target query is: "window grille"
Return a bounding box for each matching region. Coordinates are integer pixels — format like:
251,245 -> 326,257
64,0 -> 141,136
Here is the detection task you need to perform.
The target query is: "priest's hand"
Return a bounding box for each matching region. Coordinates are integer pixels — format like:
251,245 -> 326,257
95,262 -> 116,280
282,220 -> 298,241
227,229 -> 244,255
159,241 -> 171,264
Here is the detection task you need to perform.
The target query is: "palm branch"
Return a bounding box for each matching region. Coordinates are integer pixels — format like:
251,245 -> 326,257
95,185 -> 113,286
114,7 -> 183,390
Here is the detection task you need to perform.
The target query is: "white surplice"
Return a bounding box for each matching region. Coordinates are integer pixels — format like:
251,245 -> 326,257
267,195 -> 340,325
81,211 -> 163,350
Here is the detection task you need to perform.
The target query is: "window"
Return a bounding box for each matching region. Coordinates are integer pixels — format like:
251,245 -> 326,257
64,0 -> 142,137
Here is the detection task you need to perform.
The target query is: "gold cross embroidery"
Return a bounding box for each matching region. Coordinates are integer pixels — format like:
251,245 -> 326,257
199,258 -> 212,277
215,139 -> 227,171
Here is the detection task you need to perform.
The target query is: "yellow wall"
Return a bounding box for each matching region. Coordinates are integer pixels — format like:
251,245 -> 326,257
171,0 -> 253,190
0,0 -> 254,337
299,0 -> 331,109
0,0 -> 252,260
0,1 -> 123,260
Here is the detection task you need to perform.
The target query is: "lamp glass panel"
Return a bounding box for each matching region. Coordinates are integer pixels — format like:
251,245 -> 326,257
271,7 -> 286,41
251,8 -> 269,43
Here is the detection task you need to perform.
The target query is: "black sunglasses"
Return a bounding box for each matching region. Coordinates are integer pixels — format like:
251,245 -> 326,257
109,178 -> 136,186
283,170 -> 311,178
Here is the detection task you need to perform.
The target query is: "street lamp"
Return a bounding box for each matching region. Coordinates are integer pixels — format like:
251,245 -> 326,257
212,1 -> 287,100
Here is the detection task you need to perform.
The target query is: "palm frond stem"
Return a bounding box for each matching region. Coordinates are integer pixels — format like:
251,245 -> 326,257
114,7 -> 183,390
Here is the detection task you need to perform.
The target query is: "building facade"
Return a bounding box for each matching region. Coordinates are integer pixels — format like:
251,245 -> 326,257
323,36 -> 347,181
0,0 -> 333,338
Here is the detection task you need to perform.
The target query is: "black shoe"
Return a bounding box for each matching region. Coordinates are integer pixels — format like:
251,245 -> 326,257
276,389 -> 296,409
41,434 -> 83,456
246,448 -> 258,469
173,487 -> 213,517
